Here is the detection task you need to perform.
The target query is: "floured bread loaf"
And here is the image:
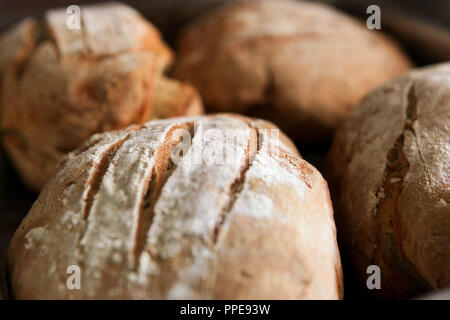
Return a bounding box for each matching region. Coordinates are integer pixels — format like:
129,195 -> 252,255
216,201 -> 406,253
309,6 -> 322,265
173,0 -> 412,140
327,63 -> 450,299
7,114 -> 342,299
0,2 -> 203,192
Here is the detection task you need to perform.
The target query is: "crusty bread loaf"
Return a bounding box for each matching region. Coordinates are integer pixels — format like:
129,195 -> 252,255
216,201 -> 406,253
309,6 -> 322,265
0,2 -> 203,192
7,114 -> 342,299
173,0 -> 412,140
327,63 -> 450,299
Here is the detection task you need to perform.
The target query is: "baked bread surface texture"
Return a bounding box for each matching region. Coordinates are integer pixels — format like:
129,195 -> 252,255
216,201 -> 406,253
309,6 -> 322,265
7,114 -> 342,299
173,0 -> 412,140
0,2 -> 203,192
327,63 -> 450,299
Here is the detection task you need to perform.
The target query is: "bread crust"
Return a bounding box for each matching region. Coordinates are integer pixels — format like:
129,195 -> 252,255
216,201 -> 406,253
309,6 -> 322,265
149,77 -> 204,120
7,114 -> 342,299
0,3 -> 202,192
327,63 -> 450,299
173,0 -> 412,140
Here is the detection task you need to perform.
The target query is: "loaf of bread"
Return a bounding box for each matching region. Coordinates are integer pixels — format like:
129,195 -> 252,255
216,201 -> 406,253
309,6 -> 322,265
173,0 -> 412,141
327,63 -> 450,299
0,2 -> 203,192
7,114 -> 342,299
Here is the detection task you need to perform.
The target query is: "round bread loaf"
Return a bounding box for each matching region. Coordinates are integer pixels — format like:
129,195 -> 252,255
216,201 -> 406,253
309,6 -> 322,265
327,63 -> 450,299
0,3 -> 203,192
173,0 -> 412,141
7,114 -> 342,299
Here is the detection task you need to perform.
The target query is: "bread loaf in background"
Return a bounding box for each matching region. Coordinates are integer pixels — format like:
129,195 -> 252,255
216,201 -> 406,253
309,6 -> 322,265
7,114 -> 342,299
327,63 -> 450,299
0,2 -> 203,193
173,0 -> 412,141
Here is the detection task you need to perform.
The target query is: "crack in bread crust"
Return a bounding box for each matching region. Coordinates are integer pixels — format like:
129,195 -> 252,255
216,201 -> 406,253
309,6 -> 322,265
372,84 -> 432,297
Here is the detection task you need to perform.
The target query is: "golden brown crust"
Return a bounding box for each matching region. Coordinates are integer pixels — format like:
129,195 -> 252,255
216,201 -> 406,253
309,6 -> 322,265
7,114 -> 342,299
327,63 -> 450,299
173,0 -> 412,140
0,3 -> 202,192
149,77 -> 204,120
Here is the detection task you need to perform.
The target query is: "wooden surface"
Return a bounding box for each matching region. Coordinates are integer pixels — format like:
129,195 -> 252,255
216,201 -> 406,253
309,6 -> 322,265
0,0 -> 448,300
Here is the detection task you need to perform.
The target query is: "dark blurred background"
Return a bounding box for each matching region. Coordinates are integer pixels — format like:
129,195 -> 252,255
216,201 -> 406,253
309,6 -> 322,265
0,0 -> 449,300
0,0 -> 449,63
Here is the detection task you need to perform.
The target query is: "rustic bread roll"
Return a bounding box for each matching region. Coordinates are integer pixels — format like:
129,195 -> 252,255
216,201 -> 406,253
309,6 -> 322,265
173,0 -> 412,141
327,63 -> 450,299
0,2 -> 203,192
7,114 -> 342,299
